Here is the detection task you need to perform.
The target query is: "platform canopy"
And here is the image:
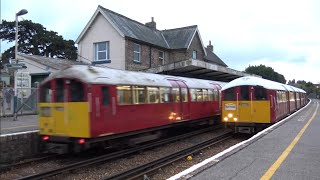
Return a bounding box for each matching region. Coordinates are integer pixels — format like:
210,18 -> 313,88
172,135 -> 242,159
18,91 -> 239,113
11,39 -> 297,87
143,59 -> 259,82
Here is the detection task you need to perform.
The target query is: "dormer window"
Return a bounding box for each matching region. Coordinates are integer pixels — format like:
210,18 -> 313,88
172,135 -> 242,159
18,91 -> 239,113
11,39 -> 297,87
192,50 -> 197,59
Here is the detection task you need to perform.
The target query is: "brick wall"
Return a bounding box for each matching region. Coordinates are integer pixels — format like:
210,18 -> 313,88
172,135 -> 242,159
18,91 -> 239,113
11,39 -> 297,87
186,32 -> 205,60
125,39 -> 169,71
0,132 -> 41,164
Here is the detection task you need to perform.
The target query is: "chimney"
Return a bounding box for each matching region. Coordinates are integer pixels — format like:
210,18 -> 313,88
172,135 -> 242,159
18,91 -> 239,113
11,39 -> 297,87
145,17 -> 156,30
207,40 -> 213,52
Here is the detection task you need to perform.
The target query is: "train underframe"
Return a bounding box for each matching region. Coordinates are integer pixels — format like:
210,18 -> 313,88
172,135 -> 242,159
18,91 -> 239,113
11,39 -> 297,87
224,122 -> 271,134
40,116 -> 220,154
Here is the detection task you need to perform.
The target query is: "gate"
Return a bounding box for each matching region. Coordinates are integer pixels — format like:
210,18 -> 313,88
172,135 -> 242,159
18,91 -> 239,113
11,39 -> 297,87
0,87 -> 39,117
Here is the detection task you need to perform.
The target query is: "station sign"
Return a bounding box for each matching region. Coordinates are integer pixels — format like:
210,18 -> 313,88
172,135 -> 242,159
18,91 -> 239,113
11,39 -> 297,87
6,63 -> 27,69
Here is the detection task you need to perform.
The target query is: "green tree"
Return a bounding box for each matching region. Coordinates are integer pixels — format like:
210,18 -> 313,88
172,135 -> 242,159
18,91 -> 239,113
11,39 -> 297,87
0,19 -> 77,65
245,64 -> 286,83
296,80 -> 316,95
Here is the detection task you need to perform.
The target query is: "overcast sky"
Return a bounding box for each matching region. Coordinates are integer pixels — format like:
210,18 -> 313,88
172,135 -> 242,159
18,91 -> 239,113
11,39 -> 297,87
1,0 -> 319,83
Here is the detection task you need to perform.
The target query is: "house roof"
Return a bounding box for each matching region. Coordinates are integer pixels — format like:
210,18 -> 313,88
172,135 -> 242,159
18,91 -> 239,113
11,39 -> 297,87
204,48 -> 228,67
162,25 -> 197,49
18,54 -> 88,70
99,6 -> 169,49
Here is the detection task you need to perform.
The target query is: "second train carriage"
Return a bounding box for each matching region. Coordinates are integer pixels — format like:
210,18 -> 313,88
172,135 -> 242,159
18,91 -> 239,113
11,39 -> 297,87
38,65 -> 226,152
221,76 -> 306,134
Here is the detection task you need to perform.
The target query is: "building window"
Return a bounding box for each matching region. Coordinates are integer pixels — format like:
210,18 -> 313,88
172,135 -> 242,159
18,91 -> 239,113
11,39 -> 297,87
159,51 -> 164,64
134,43 -> 141,63
94,41 -> 110,63
192,50 -> 197,59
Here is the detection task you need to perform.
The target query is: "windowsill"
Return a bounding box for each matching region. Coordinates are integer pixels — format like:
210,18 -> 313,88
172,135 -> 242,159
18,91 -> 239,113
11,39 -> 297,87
92,60 -> 111,65
133,60 -> 141,64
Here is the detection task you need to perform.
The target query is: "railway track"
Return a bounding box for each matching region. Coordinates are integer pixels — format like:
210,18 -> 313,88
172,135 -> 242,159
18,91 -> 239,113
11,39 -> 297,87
16,126 -> 225,180
105,130 -> 233,180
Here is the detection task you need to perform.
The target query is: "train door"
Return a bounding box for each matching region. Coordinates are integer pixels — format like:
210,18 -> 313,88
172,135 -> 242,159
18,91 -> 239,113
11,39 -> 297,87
91,85 -> 116,135
169,80 -> 190,121
251,86 -> 270,123
52,78 -> 67,135
238,86 -> 252,122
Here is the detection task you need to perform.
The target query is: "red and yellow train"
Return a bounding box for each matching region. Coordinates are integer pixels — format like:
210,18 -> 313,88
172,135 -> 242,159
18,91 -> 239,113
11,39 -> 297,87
221,76 -> 307,133
38,65 -> 226,152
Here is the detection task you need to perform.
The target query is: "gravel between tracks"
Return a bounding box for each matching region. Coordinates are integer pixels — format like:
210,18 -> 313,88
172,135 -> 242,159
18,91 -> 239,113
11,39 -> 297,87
0,130 -> 246,180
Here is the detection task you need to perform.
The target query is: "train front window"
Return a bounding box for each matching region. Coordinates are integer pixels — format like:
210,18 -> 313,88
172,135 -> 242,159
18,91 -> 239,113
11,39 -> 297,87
40,82 -> 52,102
255,86 -> 267,100
240,86 -> 249,100
224,88 -> 235,101
56,79 -> 64,102
69,80 -> 85,102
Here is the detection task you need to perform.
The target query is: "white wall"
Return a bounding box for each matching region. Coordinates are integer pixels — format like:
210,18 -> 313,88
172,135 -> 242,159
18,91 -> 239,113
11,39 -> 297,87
78,13 -> 125,70
16,55 -> 58,75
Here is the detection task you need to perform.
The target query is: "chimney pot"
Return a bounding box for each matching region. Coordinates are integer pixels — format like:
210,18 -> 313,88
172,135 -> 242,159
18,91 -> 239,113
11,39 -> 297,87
207,40 -> 213,52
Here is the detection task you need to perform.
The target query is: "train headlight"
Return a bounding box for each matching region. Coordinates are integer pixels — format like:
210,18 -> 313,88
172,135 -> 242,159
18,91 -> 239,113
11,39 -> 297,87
233,117 -> 238,121
228,113 -> 233,118
223,117 -> 228,122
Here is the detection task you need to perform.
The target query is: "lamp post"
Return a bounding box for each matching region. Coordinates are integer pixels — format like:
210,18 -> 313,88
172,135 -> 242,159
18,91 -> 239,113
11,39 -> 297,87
13,9 -> 28,121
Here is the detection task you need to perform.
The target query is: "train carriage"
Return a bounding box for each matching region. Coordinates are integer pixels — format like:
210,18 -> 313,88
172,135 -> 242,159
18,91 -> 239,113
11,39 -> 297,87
39,65 -> 226,152
221,76 -> 306,134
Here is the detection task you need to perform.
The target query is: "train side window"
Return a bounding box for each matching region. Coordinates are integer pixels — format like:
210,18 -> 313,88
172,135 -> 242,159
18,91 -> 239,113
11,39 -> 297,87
40,82 -> 52,102
117,85 -> 132,105
147,86 -> 160,104
181,88 -> 188,102
214,90 -> 219,101
56,79 -> 64,102
133,86 -> 146,104
224,88 -> 235,101
196,89 -> 203,102
190,89 -> 197,102
255,86 -> 267,100
203,89 -> 209,101
102,87 -> 109,105
240,86 -> 249,100
172,88 -> 180,102
70,80 -> 84,102
208,89 -> 214,101
160,87 -> 171,103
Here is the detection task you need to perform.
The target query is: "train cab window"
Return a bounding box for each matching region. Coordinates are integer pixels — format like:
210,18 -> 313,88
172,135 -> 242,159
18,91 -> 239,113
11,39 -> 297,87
147,87 -> 160,104
117,85 -> 132,105
102,87 -> 109,105
133,86 -> 146,104
224,88 -> 235,101
40,82 -> 52,102
172,88 -> 181,102
240,86 -> 249,100
56,79 -> 64,102
160,87 -> 171,103
69,80 -> 84,102
255,86 -> 267,100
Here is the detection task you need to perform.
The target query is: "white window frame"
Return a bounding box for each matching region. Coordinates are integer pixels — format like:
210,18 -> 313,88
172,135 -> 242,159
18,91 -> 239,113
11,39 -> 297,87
159,51 -> 164,65
94,41 -> 109,61
133,43 -> 141,63
192,50 -> 197,59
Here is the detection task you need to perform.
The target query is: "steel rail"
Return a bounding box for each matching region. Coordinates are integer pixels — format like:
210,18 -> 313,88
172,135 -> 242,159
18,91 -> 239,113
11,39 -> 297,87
17,125 -> 222,180
104,130 -> 233,180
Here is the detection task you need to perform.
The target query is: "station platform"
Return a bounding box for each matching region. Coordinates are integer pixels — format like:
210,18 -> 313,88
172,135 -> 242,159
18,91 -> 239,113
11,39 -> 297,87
169,99 -> 320,180
0,115 -> 38,135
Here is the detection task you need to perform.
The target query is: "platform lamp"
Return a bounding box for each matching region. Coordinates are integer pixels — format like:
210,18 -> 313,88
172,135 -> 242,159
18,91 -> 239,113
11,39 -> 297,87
13,9 -> 28,121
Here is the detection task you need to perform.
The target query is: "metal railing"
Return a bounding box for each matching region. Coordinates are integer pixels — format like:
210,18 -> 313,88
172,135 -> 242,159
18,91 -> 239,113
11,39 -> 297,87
0,87 -> 38,117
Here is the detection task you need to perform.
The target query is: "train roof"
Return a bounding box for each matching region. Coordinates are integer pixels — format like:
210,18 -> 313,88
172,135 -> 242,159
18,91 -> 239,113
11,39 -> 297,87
42,65 -> 227,89
221,76 -> 306,93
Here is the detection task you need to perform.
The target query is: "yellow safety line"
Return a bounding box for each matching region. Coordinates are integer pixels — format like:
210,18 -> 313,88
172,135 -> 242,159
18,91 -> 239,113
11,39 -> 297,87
1,125 -> 38,130
260,102 -> 319,180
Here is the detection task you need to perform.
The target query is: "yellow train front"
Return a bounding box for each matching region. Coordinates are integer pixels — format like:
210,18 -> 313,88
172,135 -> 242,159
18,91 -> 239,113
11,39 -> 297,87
221,77 -> 306,134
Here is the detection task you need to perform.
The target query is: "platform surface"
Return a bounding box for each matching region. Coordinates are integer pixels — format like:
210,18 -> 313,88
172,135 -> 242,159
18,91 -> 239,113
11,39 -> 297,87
169,99 -> 319,180
0,115 -> 38,135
